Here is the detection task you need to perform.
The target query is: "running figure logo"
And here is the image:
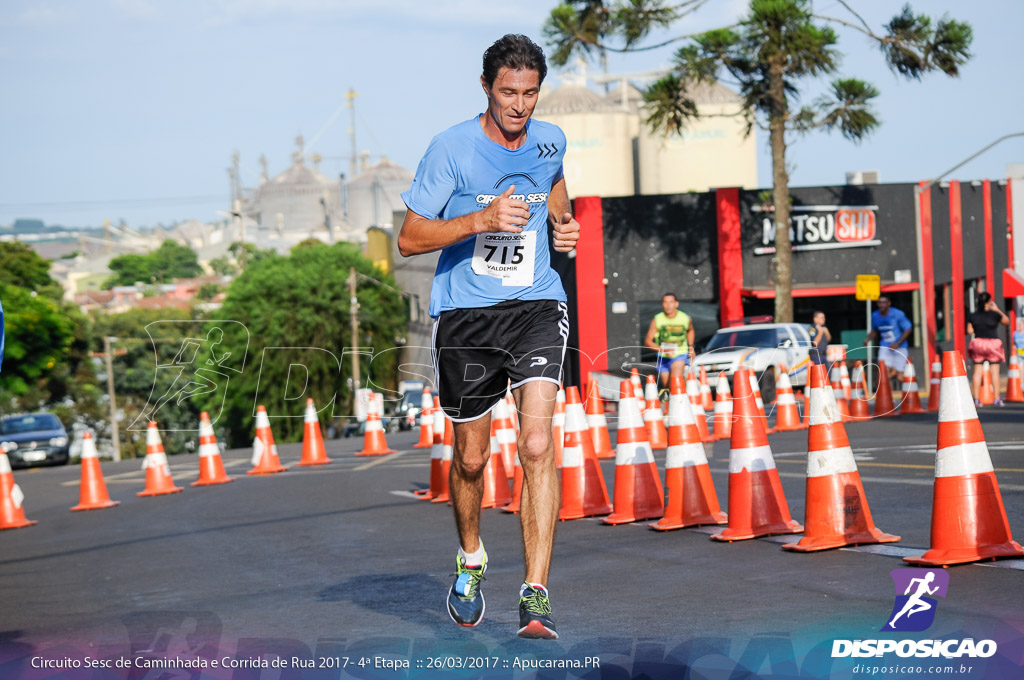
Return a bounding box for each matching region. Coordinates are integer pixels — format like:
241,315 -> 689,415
881,568 -> 949,632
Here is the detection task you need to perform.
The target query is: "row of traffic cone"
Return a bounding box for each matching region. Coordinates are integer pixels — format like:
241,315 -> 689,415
3,398 -> 343,524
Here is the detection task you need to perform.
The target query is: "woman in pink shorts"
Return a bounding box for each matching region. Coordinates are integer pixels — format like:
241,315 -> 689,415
967,292 -> 1010,406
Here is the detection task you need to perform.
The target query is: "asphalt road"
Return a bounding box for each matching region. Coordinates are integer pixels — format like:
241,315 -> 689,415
1,404 -> 1022,678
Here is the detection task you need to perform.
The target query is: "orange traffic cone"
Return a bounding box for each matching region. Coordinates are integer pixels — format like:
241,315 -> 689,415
249,405 -> 288,474
506,391 -> 520,434
559,386 -> 612,520
356,396 -> 395,456
416,399 -> 446,499
629,368 -> 644,401
802,389 -> 811,428
711,371 -> 733,442
849,361 -> 870,419
71,431 -> 120,511
904,351 -> 1024,566
552,387 -> 565,468
139,422 -> 184,496
602,380 -> 664,525
839,362 -> 852,402
979,361 -> 996,405
192,411 -> 234,486
1006,356 -> 1024,402
585,378 -> 615,459
431,415 -> 454,504
412,388 -> 434,448
773,368 -> 804,432
927,358 -> 943,411
651,375 -> 726,530
1,451 -> 37,530
501,442 -> 524,513
699,367 -> 714,411
830,365 -> 843,394
711,368 -> 802,542
644,375 -> 668,450
482,420 -> 512,509
299,398 -> 332,465
783,364 -> 899,552
493,397 -> 518,479
748,371 -> 773,434
873,361 -> 897,417
900,359 -> 926,414
686,368 -> 712,442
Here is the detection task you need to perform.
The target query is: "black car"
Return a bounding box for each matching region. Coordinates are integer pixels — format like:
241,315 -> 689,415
0,412 -> 70,467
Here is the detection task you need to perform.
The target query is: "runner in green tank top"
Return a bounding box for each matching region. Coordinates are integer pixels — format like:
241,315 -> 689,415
644,292 -> 695,388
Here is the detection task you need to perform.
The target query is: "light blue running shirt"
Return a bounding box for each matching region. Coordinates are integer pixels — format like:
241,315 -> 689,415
401,115 -> 568,318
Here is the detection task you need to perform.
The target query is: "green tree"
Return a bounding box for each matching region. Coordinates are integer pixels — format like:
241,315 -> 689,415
0,284 -> 74,398
0,241 -> 64,300
208,256 -> 237,276
105,240 -> 203,288
209,241 -> 408,447
545,0 -> 972,322
89,307 -> 207,458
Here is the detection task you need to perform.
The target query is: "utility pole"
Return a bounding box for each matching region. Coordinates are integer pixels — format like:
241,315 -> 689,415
347,89 -> 358,181
103,336 -> 121,462
349,267 -> 360,394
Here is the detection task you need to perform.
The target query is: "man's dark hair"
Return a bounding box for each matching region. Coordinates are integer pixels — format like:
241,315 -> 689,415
662,293 -> 677,301
482,34 -> 547,88
812,310 -> 825,318
978,291 -> 992,306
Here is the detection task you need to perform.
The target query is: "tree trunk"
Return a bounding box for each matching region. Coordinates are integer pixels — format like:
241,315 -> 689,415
768,57 -> 793,323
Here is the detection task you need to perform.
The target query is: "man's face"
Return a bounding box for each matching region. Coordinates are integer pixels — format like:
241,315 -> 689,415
878,298 -> 891,314
813,312 -> 825,326
662,296 -> 678,315
482,67 -> 540,138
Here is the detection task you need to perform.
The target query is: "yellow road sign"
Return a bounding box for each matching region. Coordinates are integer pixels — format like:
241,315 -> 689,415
856,275 -> 881,301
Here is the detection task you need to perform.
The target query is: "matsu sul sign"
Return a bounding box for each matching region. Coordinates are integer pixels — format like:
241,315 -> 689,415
754,205 -> 881,255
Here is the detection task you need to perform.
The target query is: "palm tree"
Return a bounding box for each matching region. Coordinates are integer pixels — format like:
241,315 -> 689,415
544,0 -> 972,322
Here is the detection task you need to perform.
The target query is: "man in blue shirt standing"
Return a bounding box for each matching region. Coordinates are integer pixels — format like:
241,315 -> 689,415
398,34 -> 579,639
863,296 -> 913,384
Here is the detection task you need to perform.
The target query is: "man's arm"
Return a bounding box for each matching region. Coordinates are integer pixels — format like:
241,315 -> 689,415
892,315 -> 913,349
687,324 -> 696,355
644,318 -> 661,353
398,185 -> 528,257
547,176 -> 580,253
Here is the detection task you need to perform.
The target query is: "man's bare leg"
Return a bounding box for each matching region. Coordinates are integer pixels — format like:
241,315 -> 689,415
450,416 -> 493,554
512,380 -> 560,586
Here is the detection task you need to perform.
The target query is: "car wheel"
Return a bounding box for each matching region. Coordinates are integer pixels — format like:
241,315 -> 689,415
758,368 -> 777,405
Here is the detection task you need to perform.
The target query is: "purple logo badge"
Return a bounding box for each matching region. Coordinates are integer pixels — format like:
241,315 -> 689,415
881,568 -> 949,632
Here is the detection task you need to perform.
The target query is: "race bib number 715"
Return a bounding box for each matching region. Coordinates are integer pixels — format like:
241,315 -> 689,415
472,231 -> 536,287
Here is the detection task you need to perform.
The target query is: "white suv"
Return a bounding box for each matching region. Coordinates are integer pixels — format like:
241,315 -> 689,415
692,323 -> 814,401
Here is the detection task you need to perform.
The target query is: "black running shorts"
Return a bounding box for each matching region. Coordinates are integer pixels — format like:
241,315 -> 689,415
432,299 -> 568,422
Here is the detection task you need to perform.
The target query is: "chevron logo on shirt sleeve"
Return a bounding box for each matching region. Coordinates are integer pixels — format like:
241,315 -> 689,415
536,143 -> 559,158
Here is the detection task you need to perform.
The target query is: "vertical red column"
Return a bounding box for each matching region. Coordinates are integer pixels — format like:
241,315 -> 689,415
716,188 -> 744,325
574,196 -> 608,375
983,180 -> 994,294
919,183 -> 937,359
1008,179 -> 1017,345
949,181 -> 966,359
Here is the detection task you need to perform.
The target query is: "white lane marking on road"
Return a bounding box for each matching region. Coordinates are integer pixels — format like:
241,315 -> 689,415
354,450 -> 409,471
389,490 -> 422,499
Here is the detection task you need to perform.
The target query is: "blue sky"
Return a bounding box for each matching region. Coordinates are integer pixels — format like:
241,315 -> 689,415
1,0 -> 1022,228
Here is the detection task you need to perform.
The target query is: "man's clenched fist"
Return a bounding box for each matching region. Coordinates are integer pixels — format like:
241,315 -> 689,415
552,212 -> 580,253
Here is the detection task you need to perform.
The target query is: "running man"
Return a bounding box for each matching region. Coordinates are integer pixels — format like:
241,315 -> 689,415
398,34 -> 579,639
644,293 -> 694,388
863,296 -> 912,383
888,572 -> 939,628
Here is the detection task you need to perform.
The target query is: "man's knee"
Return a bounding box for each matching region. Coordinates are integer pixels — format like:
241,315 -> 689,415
453,436 -> 490,478
517,429 -> 553,466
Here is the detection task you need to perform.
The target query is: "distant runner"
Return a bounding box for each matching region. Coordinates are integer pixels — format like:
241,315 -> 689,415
644,293 -> 694,389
